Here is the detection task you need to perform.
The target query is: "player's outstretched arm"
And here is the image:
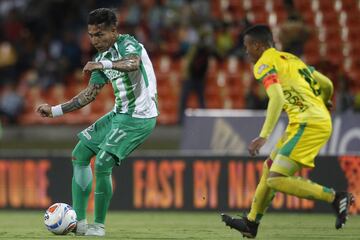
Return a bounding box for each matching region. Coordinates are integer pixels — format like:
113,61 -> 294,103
62,83 -> 104,113
36,83 -> 104,118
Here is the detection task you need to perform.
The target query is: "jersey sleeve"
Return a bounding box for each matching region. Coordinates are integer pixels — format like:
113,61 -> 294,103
118,36 -> 142,57
259,83 -> 285,138
254,59 -> 279,89
307,65 -> 315,73
313,70 -> 333,103
89,70 -> 109,84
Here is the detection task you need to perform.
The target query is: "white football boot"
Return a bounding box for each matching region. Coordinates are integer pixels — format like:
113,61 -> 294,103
75,219 -> 88,235
85,223 -> 105,237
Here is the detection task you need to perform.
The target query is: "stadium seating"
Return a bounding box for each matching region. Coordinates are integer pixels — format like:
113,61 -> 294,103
18,0 -> 360,125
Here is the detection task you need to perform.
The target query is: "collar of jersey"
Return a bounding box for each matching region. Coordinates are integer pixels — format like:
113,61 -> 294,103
262,47 -> 276,56
256,47 -> 276,65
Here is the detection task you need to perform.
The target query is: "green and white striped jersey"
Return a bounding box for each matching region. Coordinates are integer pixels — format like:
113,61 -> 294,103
90,34 -> 158,118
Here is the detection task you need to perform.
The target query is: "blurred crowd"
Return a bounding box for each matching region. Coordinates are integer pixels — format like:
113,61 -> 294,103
0,0 -> 358,125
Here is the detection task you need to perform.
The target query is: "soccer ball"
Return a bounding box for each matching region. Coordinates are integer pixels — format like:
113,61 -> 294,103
44,203 -> 77,235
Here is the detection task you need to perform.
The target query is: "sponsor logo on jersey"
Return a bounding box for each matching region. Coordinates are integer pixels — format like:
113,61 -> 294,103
104,69 -> 124,80
125,44 -> 136,53
257,64 -> 269,74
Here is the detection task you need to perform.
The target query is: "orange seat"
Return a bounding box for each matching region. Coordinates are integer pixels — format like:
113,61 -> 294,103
325,42 -> 344,62
326,27 -> 342,42
207,96 -> 223,108
345,11 -> 360,28
210,0 -> 222,18
321,11 -> 339,27
157,110 -> 178,125
302,11 -> 315,25
205,84 -> 220,98
231,98 -> 245,109
275,10 -> 288,24
252,10 -> 269,24
228,84 -> 244,99
294,0 -> 312,12
303,39 -> 321,64
186,93 -> 200,109
23,86 -> 45,114
44,84 -> 67,105
341,0 -> 359,12
318,0 -> 335,12
251,0 -> 266,12
273,0 -> 285,12
347,27 -> 360,43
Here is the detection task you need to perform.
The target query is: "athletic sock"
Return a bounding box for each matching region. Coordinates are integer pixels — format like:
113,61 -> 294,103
94,150 -> 115,224
71,141 -> 94,221
248,159 -> 275,223
72,165 -> 93,220
94,173 -> 113,224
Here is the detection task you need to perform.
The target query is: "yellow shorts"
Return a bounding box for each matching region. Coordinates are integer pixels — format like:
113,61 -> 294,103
270,121 -> 332,175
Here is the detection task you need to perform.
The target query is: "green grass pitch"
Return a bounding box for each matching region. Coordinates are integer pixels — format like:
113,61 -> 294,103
0,211 -> 359,239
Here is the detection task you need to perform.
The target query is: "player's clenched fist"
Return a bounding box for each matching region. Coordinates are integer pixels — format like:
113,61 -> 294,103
36,103 -> 53,118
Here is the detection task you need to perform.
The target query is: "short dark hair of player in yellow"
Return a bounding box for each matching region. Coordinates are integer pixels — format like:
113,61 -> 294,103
243,24 -> 274,46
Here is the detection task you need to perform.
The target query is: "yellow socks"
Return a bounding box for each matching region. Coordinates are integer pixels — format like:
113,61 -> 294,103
247,157 -> 336,224
248,160 -> 275,223
267,176 -> 335,203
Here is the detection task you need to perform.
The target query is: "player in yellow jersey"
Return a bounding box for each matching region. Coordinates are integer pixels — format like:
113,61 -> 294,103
221,25 -> 354,238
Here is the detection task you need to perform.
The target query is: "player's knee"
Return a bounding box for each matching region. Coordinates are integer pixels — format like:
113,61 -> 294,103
262,159 -> 273,174
265,158 -> 273,169
266,177 -> 277,189
95,150 -> 116,175
266,174 -> 284,189
72,141 -> 94,166
259,158 -> 273,178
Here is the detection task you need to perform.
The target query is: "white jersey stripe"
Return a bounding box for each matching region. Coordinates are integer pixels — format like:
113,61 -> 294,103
115,76 -> 129,112
95,34 -> 158,118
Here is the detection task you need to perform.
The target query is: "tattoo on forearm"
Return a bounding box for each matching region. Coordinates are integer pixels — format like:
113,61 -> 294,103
112,54 -> 140,72
61,84 -> 104,113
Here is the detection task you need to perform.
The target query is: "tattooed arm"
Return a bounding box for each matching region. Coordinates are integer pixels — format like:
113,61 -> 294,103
83,54 -> 141,73
61,83 -> 104,113
36,83 -> 105,118
112,54 -> 140,72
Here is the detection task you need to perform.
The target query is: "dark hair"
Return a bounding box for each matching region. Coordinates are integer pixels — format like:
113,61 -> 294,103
243,25 -> 274,46
88,8 -> 117,27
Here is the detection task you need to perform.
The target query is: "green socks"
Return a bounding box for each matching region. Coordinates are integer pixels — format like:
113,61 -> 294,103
94,150 -> 115,224
72,165 -> 93,220
71,141 -> 94,221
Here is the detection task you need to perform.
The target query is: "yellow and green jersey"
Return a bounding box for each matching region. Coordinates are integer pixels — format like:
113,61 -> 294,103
253,48 -> 330,124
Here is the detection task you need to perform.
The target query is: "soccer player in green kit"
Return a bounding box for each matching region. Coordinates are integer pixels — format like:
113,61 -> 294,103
36,8 -> 158,236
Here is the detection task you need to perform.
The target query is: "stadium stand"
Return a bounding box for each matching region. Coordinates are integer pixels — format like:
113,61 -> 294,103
0,0 -> 359,125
